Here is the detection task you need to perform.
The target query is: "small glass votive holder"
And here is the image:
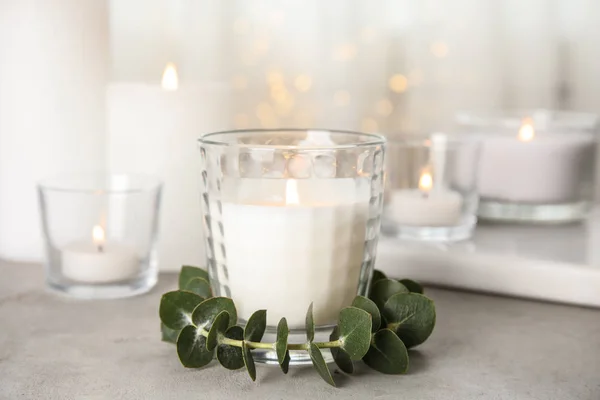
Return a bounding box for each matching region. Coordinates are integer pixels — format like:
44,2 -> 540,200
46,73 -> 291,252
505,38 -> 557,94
457,109 -> 599,223
198,129 -> 386,365
382,133 -> 481,242
38,173 -> 162,299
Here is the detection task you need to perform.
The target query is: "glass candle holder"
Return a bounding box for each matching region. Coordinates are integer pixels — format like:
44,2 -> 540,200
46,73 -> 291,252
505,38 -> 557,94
198,129 -> 386,365
382,133 -> 481,242
458,110 -> 599,223
39,173 -> 162,299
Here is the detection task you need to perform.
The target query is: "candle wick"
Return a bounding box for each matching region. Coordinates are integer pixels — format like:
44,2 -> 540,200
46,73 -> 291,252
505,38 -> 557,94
98,245 -> 104,253
422,191 -> 429,199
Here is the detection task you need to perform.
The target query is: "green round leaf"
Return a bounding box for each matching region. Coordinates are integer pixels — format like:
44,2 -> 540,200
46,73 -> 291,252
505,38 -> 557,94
217,326 -> 245,370
206,310 -> 230,351
305,302 -> 315,342
370,279 -> 409,311
244,310 -> 267,342
276,318 -> 290,373
362,328 -> 409,374
330,326 -> 353,374
383,293 -> 436,348
176,325 -> 214,368
192,297 -> 237,329
159,291 -> 204,330
399,279 -> 424,294
161,322 -> 180,344
352,296 -> 381,332
242,341 -> 256,381
280,350 -> 291,374
372,269 -> 387,284
184,277 -> 212,298
308,342 -> 336,387
179,266 -> 209,289
338,307 -> 372,360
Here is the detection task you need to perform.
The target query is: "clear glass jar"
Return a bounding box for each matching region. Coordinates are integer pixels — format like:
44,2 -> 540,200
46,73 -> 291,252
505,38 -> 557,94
382,133 -> 481,241
198,129 -> 386,365
39,173 -> 162,299
457,110 -> 599,223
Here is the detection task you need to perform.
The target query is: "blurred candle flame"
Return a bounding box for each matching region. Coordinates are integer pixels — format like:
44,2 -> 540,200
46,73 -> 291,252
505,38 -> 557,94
518,119 -> 535,142
161,62 -> 178,91
92,225 -> 105,247
285,180 -> 300,205
419,171 -> 433,192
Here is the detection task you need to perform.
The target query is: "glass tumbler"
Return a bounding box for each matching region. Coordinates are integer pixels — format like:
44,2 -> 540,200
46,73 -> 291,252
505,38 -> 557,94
198,129 -> 386,365
382,133 -> 481,241
39,173 -> 162,299
457,109 -> 599,223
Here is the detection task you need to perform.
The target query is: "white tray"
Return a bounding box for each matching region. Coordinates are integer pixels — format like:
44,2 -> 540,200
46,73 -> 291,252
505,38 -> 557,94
375,208 -> 600,308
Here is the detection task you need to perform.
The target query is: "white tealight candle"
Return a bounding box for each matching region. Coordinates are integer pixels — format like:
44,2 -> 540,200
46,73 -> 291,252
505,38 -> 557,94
389,171 -> 463,226
221,180 -> 369,329
478,121 -> 595,203
62,226 -> 138,283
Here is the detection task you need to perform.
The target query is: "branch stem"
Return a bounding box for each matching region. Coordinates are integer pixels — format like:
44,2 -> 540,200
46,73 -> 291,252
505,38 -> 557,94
199,327 -> 341,351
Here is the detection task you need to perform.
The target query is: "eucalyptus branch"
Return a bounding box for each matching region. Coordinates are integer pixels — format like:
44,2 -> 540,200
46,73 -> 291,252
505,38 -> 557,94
159,266 -> 436,387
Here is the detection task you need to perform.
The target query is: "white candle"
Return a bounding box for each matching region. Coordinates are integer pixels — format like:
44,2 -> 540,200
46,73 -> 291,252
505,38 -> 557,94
0,0 -> 109,262
220,179 -> 369,328
389,171 -> 463,226
62,226 -> 138,283
107,63 -> 231,272
478,122 -> 595,203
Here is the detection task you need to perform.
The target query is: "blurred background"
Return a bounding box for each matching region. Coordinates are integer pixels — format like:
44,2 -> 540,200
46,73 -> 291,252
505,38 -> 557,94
111,0 -> 600,131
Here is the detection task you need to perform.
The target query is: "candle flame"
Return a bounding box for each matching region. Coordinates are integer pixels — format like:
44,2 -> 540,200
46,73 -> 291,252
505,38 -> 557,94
419,171 -> 433,192
518,118 -> 535,142
161,62 -> 179,91
285,180 -> 300,205
92,225 -> 105,246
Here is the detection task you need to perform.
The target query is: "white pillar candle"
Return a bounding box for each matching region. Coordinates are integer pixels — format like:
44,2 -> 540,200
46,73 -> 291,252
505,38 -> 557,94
0,0 -> 109,262
389,171 -> 463,226
221,179 -> 369,328
62,226 -> 138,283
107,63 -> 231,272
478,122 -> 595,203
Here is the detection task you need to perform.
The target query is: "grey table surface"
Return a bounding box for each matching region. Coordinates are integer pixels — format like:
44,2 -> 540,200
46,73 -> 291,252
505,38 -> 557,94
1,261 -> 599,400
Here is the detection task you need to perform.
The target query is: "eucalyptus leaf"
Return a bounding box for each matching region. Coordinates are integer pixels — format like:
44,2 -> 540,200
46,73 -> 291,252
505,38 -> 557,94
372,269 -> 387,284
176,325 -> 214,368
370,279 -> 409,311
351,296 -> 381,332
159,291 -> 204,330
206,310 -> 230,351
192,297 -> 237,330
242,341 -> 256,381
399,279 -> 424,294
280,350 -> 291,374
305,302 -> 315,342
184,277 -> 213,298
330,326 -> 353,374
179,266 -> 209,289
161,322 -> 180,344
276,318 -> 290,374
337,307 -> 371,360
308,342 -> 336,387
217,326 -> 245,370
244,310 -> 267,342
383,293 -> 436,349
362,328 -> 409,374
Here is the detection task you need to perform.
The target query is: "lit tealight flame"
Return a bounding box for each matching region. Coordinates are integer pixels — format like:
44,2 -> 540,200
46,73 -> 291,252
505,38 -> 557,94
285,180 -> 300,205
518,119 -> 535,142
161,62 -> 179,91
419,171 -> 433,193
92,225 -> 105,252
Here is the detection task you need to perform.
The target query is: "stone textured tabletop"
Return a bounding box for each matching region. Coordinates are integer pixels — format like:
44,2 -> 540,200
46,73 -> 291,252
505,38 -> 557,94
1,261 -> 599,400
